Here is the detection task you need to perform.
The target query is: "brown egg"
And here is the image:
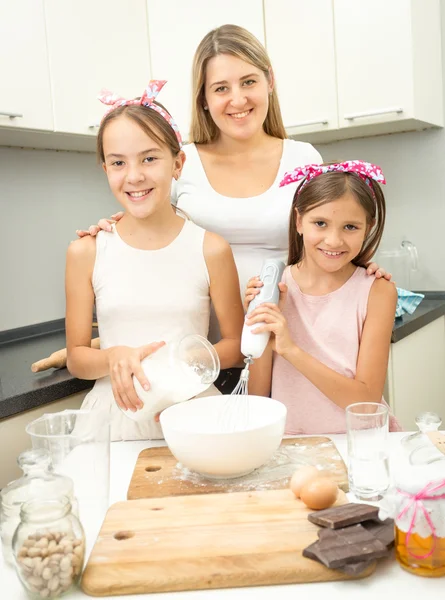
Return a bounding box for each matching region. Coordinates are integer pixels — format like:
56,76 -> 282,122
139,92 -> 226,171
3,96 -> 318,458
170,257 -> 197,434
289,466 -> 320,498
300,477 -> 338,510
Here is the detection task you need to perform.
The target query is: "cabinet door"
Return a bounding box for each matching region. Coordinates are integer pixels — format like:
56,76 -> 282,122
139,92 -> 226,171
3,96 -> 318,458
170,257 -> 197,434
388,317 -> 445,430
334,0 -> 412,128
147,0 -> 264,141
44,0 -> 151,135
264,0 -> 338,136
0,0 -> 53,131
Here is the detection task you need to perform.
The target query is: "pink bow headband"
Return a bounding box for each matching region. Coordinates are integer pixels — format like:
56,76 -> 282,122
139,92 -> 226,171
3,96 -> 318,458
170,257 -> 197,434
98,80 -> 183,147
279,160 -> 386,195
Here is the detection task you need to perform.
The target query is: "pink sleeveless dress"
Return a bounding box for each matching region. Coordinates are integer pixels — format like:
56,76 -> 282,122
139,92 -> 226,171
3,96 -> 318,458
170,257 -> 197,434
271,266 -> 402,435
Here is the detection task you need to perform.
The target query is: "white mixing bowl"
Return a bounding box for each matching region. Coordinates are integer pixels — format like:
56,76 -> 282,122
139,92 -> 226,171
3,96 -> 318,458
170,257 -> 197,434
159,395 -> 287,479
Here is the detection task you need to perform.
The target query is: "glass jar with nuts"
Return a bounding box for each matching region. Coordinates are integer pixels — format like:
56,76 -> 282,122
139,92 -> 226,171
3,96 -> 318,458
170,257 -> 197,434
12,496 -> 85,598
0,448 -> 76,565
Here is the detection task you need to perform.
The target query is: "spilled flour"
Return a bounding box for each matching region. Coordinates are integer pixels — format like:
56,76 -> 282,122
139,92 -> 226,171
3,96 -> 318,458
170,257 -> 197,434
169,440 -> 342,492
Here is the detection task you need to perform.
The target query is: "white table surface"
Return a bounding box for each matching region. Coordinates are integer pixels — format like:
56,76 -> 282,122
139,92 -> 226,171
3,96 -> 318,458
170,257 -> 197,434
1,432 -> 440,600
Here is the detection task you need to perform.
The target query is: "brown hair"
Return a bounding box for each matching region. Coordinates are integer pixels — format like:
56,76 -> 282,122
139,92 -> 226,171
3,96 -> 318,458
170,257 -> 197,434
97,102 -> 181,163
190,24 -> 287,144
288,169 -> 386,268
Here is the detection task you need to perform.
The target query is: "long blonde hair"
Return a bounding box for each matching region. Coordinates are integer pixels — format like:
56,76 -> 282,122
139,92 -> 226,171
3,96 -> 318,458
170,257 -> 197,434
190,24 -> 287,144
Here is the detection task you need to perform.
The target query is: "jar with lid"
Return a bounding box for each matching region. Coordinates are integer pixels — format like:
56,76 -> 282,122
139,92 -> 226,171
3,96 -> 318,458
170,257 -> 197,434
12,496 -> 85,598
0,448 -> 76,565
379,413 -> 445,577
120,332 -> 220,423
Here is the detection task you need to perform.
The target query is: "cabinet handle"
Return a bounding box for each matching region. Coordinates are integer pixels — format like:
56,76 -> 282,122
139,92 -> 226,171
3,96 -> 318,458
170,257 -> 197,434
88,124 -> 100,129
287,118 -> 328,128
344,107 -> 403,120
0,111 -> 23,119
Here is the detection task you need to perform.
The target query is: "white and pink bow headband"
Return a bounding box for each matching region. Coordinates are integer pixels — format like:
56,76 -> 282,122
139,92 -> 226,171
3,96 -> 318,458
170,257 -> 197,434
98,80 -> 183,147
279,160 -> 386,195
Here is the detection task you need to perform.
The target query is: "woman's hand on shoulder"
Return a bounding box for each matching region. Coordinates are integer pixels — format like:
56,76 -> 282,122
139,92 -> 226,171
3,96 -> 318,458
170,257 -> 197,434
366,261 -> 393,282
76,211 -> 124,238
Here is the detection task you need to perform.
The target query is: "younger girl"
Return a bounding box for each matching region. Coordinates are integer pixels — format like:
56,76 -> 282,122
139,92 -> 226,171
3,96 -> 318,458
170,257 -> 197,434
65,80 -> 244,441
244,161 -> 402,434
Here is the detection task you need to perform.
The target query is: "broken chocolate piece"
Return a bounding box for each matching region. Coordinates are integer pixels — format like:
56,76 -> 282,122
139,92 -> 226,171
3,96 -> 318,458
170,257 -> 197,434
308,503 -> 379,529
302,541 -> 321,562
362,518 -> 395,549
339,560 -> 375,576
318,523 -> 363,541
318,519 -> 395,550
303,539 -> 374,575
310,523 -> 389,568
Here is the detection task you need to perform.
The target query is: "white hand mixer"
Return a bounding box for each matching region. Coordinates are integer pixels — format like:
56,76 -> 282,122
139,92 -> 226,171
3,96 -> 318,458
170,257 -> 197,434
231,258 -> 286,395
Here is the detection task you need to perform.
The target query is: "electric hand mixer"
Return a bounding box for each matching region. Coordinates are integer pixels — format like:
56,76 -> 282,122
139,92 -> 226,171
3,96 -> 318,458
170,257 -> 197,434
231,258 -> 286,395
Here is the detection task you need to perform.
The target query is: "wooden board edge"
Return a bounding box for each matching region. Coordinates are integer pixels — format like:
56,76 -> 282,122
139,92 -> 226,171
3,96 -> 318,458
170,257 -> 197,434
81,559 -> 377,596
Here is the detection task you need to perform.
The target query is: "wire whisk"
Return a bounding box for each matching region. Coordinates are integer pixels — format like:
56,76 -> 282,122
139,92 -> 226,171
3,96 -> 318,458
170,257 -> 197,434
231,356 -> 253,396
217,356 -> 254,433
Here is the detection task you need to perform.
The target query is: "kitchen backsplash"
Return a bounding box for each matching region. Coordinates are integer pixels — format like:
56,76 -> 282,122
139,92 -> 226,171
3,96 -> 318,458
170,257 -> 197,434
1,121 -> 445,331
318,126 -> 445,293
0,147 -> 117,331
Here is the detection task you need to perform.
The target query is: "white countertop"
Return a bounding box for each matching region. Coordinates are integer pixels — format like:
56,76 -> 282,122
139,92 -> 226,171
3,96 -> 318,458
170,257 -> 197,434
1,432 -> 440,599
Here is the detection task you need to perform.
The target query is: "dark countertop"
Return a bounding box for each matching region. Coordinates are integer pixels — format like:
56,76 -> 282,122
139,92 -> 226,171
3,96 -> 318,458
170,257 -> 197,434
0,320 -> 96,420
391,292 -> 445,342
1,292 -> 445,420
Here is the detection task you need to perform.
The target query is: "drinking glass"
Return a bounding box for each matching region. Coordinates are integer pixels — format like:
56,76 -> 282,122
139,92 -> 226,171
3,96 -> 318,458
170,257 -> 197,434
346,402 -> 389,501
25,408 -> 110,550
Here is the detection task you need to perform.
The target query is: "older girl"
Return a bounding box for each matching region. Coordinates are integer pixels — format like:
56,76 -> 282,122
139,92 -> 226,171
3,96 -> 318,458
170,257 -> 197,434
66,81 -> 243,441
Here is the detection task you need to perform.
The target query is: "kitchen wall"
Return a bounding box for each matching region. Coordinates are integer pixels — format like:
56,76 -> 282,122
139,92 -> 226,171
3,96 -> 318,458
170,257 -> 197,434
316,4 -> 445,293
317,127 -> 445,292
0,148 -> 116,331
1,125 -> 444,332
1,6 -> 445,331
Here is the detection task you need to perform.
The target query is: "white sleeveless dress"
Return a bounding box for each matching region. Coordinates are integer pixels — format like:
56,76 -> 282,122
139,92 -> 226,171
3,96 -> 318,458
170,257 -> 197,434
81,218 -> 219,441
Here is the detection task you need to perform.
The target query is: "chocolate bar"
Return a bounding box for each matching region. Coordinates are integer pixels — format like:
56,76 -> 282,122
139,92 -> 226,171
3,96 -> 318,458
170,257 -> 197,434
362,518 -> 395,549
303,541 -> 373,575
318,519 -> 395,549
307,503 -> 379,529
304,522 -> 389,569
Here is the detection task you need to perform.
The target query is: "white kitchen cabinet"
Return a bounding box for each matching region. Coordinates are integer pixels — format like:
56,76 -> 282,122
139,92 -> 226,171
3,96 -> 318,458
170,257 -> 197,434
264,0 -> 338,138
386,317 -> 445,431
146,0 -> 265,141
0,391 -> 87,490
332,0 -> 443,140
0,0 -> 53,132
44,0 -> 151,136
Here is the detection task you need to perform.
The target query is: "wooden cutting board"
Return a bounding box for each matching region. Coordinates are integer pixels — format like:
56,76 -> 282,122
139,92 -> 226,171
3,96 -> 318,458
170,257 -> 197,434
81,489 -> 375,596
127,436 -> 349,500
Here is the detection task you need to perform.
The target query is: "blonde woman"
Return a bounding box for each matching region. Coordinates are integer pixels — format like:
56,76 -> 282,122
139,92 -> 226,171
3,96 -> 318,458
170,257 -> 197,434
77,25 -> 389,391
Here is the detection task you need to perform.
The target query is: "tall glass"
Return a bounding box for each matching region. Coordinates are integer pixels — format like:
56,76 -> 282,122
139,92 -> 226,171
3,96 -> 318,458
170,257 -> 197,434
346,402 -> 389,501
25,409 -> 110,551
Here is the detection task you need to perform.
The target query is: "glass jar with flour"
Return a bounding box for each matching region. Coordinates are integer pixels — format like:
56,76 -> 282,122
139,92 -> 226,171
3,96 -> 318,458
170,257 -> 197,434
119,333 -> 220,423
